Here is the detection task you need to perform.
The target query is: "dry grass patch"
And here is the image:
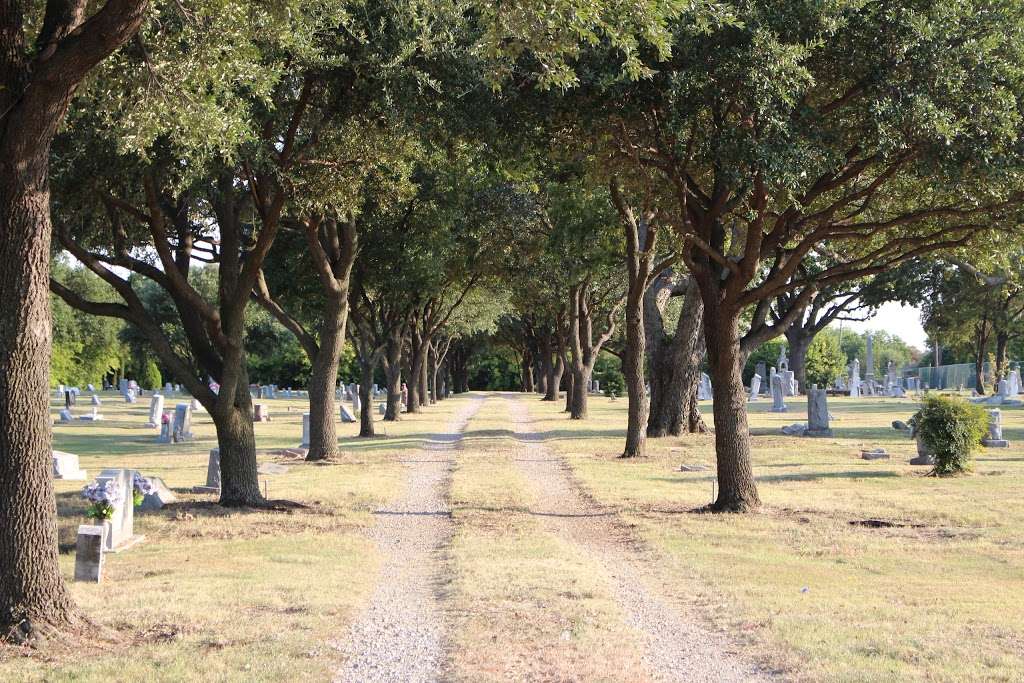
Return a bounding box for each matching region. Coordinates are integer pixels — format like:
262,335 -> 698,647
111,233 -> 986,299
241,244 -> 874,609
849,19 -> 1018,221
525,393 -> 1024,682
446,398 -> 651,682
0,391 -> 466,681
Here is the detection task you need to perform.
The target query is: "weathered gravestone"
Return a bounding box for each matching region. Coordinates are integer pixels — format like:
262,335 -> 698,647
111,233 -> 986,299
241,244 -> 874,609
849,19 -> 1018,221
340,404 -> 356,423
124,388 -> 137,404
163,382 -> 174,396
849,359 -> 862,398
748,374 -> 762,402
861,448 -> 890,460
782,369 -> 798,397
253,403 -> 270,422
172,403 -> 193,443
137,476 -> 177,511
73,525 -> 106,582
770,374 -> 788,413
697,373 -> 713,401
91,394 -> 101,406
982,408 -> 1010,448
52,450 -> 87,480
145,394 -> 164,428
59,408 -> 73,423
194,449 -> 221,494
300,413 -> 311,448
805,385 -> 833,437
909,436 -> 935,466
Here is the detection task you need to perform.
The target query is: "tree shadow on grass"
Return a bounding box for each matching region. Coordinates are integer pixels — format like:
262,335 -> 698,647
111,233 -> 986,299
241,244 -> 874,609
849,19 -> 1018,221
511,428 -> 626,441
649,470 -> 901,485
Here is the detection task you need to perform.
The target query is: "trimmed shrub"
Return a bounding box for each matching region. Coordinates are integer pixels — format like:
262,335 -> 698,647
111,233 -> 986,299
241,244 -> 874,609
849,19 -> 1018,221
910,394 -> 987,475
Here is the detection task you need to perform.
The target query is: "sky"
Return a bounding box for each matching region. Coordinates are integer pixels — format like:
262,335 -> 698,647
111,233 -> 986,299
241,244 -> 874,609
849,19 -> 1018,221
841,301 -> 927,351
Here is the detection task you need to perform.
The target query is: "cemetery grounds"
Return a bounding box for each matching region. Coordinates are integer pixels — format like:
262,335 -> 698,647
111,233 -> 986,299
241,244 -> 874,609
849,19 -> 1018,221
1,390 -> 1022,681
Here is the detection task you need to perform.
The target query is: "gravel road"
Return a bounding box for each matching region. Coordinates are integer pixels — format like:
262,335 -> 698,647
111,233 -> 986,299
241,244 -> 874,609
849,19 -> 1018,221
335,396 -> 484,683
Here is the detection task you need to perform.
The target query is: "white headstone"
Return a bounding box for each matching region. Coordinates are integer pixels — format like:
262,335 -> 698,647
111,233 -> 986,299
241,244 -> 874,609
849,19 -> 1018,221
982,408 -> 1010,447
300,413 -> 311,448
94,469 -> 134,551
145,394 -> 165,428
748,374 -> 762,402
340,404 -> 356,423
52,450 -> 87,480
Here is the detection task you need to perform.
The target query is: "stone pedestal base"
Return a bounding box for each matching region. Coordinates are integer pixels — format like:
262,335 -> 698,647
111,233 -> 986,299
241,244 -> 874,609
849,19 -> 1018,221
982,439 -> 1011,448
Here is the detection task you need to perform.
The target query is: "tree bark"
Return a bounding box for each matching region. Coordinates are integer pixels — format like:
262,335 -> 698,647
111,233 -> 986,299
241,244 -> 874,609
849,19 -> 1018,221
358,359 -> 375,437
1,0 -> 149,639
212,382 -> 263,506
786,331 -> 811,393
703,303 -> 761,512
646,276 -> 707,437
994,330 -> 1009,393
304,296 -> 346,460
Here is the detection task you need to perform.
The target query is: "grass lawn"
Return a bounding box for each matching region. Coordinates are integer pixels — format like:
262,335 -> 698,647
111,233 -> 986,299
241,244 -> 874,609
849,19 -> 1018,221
527,391 -> 1024,682
1,390 -> 461,682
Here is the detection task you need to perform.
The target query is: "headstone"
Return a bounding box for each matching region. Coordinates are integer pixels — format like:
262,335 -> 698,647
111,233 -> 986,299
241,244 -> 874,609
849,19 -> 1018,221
137,476 -> 176,511
909,436 -> 935,466
352,390 -> 361,420
340,404 -> 356,423
119,378 -> 128,395
80,405 -> 104,421
300,413 -> 311,448
593,380 -> 600,394
94,469 -> 135,551
87,383 -> 95,393
1008,370 -> 1021,397
782,369 -> 797,396
378,402 -> 386,415
191,398 -> 204,413
892,420 -> 911,432
164,382 -> 174,396
805,385 -> 833,437
770,374 -> 787,413
52,450 -> 87,480
91,394 -> 101,406
849,358 -> 861,398
861,448 -> 890,460
64,390 -> 74,408
781,422 -> 807,436
124,388 -> 137,404
157,417 -> 172,444
172,403 -> 192,442
777,347 -> 789,372
748,374 -> 762,402
982,408 -> 1010,447
755,362 -> 767,389
253,403 -> 270,422
59,408 -> 73,423
194,449 -> 221,494
998,379 -> 1010,398
73,525 -> 106,582
698,373 -> 713,401
865,333 -> 875,391
145,394 -> 165,428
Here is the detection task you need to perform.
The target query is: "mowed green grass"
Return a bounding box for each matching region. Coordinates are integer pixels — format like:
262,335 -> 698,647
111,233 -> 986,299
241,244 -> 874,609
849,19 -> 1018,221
526,392 -> 1024,682
1,390 -> 464,682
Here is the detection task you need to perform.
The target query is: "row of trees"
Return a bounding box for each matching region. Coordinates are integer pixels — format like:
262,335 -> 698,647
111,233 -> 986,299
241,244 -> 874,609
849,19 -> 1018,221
6,0 -> 1024,645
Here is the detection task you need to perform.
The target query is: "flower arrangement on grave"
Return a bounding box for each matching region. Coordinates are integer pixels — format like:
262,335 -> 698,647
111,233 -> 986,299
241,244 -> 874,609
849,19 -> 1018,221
81,479 -> 124,520
132,472 -> 156,506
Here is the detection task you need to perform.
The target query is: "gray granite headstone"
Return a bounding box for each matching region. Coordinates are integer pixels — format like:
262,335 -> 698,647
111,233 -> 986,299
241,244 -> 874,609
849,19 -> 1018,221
74,525 -> 106,582
253,403 -> 270,422
172,403 -> 192,442
340,404 -> 356,423
194,449 -> 221,494
137,476 -> 177,511
982,408 -> 1010,447
748,374 -> 762,402
770,373 -> 787,413
95,469 -> 134,551
805,385 -> 833,437
300,413 -> 310,448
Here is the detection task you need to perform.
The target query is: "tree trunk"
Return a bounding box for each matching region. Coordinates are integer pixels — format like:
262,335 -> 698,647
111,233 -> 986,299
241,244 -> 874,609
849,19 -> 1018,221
521,349 -> 535,392
408,329 -> 425,413
648,280 -> 707,437
785,327 -> 812,394
974,321 -> 989,394
544,352 -> 563,401
0,169 -> 77,637
427,343 -> 437,405
213,393 -> 264,507
570,366 -> 590,419
382,332 -> 403,421
358,360 -> 375,437
305,298 -> 346,460
704,304 -> 761,512
994,330 -> 1009,393
622,281 -> 647,457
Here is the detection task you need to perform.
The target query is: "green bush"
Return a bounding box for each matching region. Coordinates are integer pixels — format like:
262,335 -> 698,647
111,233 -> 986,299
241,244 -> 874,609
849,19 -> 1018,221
140,358 -> 162,391
910,394 -> 987,475
602,371 -> 625,398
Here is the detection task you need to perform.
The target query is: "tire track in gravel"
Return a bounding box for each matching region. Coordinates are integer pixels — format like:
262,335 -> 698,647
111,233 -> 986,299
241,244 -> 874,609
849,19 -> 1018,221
504,393 -> 772,683
335,394 -> 486,683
